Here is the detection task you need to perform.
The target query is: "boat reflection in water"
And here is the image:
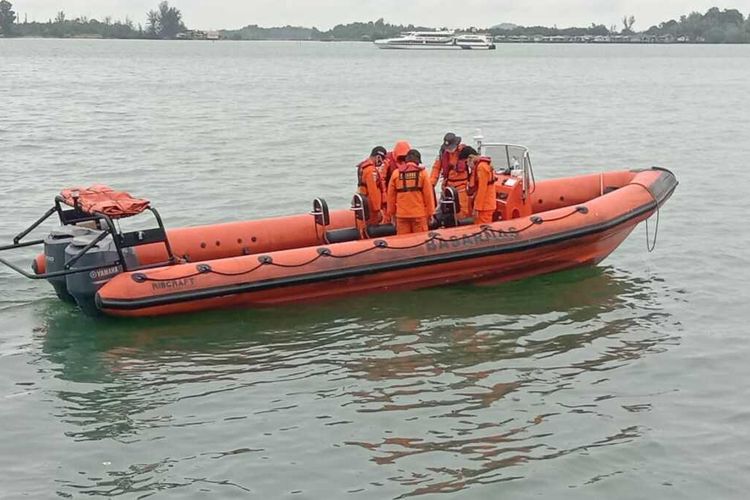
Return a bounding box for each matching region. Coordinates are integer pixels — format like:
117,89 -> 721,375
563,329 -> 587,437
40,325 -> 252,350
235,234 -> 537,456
37,265 -> 679,497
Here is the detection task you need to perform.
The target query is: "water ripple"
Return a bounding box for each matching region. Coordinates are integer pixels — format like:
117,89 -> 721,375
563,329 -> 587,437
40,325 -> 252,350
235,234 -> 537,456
2,39 -> 745,499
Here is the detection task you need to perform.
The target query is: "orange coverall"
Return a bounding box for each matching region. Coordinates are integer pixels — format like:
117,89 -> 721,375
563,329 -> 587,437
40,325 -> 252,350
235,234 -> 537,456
357,158 -> 384,225
430,146 -> 472,219
471,157 -> 497,225
386,163 -> 436,235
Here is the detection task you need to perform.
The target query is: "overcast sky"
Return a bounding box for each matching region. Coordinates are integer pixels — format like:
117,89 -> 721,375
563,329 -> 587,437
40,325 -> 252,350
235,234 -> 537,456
14,0 -> 747,30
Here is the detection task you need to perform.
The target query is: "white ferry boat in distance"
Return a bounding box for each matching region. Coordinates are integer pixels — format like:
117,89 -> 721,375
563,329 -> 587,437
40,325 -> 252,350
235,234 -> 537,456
454,33 -> 496,49
374,31 -> 496,50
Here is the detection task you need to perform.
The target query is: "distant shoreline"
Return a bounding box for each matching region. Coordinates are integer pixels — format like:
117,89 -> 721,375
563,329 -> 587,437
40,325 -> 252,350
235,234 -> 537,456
2,36 -> 745,45
2,7 -> 749,44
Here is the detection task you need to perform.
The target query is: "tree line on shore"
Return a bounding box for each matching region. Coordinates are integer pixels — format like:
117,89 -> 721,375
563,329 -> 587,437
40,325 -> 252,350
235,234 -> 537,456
644,7 -> 748,43
1,1 -> 749,43
0,1 -> 185,39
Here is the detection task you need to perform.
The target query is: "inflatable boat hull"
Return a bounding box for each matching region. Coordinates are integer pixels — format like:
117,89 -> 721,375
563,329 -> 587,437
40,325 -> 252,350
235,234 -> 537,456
94,168 -> 677,318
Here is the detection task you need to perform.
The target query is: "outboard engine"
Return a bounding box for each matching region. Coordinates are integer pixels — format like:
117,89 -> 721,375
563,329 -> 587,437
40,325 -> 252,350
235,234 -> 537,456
43,226 -> 98,303
0,184 -> 176,316
64,233 -> 138,315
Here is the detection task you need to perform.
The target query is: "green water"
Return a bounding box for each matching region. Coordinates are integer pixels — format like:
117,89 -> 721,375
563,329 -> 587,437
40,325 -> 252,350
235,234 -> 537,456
1,39 -> 748,498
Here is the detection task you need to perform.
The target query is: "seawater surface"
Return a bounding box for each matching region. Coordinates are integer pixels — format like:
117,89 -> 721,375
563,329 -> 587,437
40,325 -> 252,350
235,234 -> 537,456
1,39 -> 749,499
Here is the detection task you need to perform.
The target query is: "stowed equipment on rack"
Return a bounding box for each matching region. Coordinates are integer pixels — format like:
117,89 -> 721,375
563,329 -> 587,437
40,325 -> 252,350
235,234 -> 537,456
0,185 -> 176,313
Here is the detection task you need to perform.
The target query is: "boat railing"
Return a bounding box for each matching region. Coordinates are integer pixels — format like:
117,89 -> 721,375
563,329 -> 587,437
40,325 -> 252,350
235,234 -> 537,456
475,141 -> 536,200
416,139 -> 536,200
0,195 -> 176,280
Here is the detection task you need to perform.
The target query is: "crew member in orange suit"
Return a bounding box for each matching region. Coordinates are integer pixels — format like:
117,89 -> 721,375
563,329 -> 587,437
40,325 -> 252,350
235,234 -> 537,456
357,146 -> 387,225
381,140 -> 412,187
459,146 -> 497,225
430,132 -> 472,218
386,149 -> 436,235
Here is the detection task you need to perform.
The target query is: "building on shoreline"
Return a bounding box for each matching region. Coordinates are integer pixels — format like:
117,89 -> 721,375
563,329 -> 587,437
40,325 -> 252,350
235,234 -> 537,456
176,30 -> 220,41
493,33 -> 698,44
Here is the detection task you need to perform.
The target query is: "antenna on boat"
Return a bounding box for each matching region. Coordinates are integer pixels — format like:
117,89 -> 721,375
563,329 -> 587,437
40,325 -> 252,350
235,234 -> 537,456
473,129 -> 484,154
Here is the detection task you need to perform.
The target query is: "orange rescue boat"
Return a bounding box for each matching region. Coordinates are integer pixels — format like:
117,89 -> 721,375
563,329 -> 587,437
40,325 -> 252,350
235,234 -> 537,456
0,143 -> 677,318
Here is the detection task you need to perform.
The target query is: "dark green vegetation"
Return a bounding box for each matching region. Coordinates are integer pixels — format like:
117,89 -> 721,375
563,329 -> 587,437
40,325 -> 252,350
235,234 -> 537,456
1,1 -> 749,43
221,18 -> 434,41
489,22 -> 612,38
487,8 -> 750,43
146,2 -> 185,39
0,1 -> 183,39
0,0 -> 16,35
7,12 -> 143,39
644,8 -> 749,43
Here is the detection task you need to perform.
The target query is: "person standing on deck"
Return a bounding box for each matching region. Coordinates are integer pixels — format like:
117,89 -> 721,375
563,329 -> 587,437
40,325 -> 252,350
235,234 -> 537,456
430,132 -> 472,219
356,146 -> 387,225
386,149 -> 436,235
459,146 -> 497,225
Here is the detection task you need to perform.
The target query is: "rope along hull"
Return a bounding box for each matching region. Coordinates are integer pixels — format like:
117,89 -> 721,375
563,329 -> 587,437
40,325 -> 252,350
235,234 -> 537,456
95,168 -> 677,318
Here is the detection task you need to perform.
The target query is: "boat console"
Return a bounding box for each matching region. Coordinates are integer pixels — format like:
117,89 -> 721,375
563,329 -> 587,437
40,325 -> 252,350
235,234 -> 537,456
476,141 -> 535,221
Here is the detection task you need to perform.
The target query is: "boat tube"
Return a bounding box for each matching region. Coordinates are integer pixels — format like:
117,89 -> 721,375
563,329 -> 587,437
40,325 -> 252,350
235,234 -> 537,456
0,143 -> 677,318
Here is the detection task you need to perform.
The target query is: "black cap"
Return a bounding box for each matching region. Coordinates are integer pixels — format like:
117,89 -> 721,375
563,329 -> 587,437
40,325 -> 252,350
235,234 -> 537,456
443,132 -> 461,147
371,146 -> 387,158
458,146 -> 478,160
405,149 -> 422,163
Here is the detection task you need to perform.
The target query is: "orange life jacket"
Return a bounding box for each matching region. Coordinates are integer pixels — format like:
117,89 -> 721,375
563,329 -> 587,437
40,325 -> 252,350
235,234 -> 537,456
470,157 -> 498,212
387,162 -> 435,219
470,157 -> 496,188
357,158 -> 384,191
396,162 -> 424,192
439,144 -> 469,181
59,185 -> 150,219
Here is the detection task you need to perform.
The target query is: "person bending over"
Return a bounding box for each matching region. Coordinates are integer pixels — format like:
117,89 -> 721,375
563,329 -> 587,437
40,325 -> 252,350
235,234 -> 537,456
430,132 -> 472,219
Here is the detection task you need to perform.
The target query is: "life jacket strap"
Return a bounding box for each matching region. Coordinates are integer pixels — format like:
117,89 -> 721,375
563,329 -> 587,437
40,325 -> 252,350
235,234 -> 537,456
396,171 -> 423,193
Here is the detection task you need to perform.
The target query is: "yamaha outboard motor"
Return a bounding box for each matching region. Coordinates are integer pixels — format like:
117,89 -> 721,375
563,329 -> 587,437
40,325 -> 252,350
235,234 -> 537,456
43,226 -> 99,303
0,184 -> 175,317
64,233 -> 138,315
